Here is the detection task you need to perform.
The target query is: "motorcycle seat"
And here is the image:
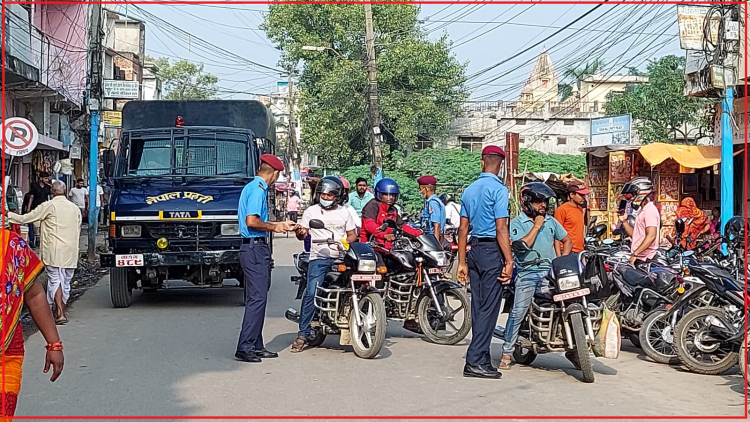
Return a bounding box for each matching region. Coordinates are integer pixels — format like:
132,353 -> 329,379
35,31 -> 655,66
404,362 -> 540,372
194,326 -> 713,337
616,266 -> 652,288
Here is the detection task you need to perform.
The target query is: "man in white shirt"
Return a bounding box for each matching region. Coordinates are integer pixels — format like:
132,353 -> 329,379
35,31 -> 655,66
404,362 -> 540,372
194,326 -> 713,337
291,177 -> 357,353
68,179 -> 88,220
8,181 -> 82,324
95,182 -> 104,226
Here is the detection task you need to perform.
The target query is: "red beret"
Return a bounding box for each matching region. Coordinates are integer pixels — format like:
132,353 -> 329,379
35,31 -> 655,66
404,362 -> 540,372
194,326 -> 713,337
417,175 -> 437,185
481,145 -> 506,158
260,154 -> 284,171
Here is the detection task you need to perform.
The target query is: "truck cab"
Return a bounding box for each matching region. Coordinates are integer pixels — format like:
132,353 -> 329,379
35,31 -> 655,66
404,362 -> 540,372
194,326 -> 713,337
100,100 -> 276,308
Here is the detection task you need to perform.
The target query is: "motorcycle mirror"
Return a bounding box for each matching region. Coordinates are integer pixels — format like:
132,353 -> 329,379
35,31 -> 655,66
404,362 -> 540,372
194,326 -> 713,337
603,238 -> 614,246
511,240 -> 531,253
309,219 -> 326,230
682,250 -> 694,257
584,236 -> 595,244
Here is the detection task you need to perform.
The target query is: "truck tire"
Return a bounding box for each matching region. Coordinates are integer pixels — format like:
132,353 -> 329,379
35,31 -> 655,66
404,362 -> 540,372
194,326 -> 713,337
110,268 -> 133,308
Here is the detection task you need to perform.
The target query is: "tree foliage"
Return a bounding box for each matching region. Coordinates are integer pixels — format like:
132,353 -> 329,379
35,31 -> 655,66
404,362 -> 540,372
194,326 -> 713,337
604,55 -> 712,144
262,4 -> 469,168
151,57 -> 219,100
518,149 -> 587,177
559,59 -> 605,101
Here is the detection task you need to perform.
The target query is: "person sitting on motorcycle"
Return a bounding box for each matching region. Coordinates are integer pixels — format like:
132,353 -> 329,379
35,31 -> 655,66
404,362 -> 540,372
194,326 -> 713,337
417,175 -> 446,245
337,176 -> 362,232
441,193 -> 461,230
617,177 -> 660,266
360,178 -> 423,247
500,182 -> 572,370
291,176 -> 358,353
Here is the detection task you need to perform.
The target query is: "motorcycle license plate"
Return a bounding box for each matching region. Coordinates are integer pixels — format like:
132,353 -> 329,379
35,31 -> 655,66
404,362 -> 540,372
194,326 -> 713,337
352,274 -> 381,281
115,254 -> 144,267
428,268 -> 446,274
553,288 -> 590,302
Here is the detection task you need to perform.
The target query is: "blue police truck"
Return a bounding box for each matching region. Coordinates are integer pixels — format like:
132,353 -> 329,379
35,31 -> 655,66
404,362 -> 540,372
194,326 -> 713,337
100,100 -> 277,308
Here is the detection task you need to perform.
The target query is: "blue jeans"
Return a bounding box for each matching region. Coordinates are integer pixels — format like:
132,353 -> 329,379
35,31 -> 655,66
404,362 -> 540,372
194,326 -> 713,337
502,270 -> 547,356
298,258 -> 334,338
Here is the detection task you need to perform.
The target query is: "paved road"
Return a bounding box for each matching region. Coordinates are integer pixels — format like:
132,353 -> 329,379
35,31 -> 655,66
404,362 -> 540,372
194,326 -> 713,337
17,237 -> 746,419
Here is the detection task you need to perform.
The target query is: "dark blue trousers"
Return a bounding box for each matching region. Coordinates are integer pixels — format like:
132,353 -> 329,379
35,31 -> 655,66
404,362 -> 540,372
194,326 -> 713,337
466,239 -> 505,367
237,241 -> 271,353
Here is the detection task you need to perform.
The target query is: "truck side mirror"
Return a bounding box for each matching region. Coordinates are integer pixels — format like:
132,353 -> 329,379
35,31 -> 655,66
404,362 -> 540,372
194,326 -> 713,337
102,150 -> 115,178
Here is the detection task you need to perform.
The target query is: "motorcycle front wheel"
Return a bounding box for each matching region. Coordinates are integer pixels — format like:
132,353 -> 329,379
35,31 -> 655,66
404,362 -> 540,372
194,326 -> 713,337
639,309 -> 679,365
417,287 -> 471,345
350,293 -> 387,359
674,307 -> 739,375
570,313 -> 595,383
740,340 -> 747,385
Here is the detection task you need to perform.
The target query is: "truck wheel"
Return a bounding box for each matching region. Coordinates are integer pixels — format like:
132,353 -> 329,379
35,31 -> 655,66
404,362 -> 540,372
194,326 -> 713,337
110,268 -> 133,308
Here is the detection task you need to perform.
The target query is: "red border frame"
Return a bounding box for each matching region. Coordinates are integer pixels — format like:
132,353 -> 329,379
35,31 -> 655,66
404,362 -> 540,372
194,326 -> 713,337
1,1 -> 748,420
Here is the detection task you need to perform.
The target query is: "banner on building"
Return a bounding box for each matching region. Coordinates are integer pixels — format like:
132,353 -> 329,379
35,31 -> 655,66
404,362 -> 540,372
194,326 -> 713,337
590,115 -> 632,147
677,5 -> 721,51
103,80 -> 139,99
102,111 -> 123,128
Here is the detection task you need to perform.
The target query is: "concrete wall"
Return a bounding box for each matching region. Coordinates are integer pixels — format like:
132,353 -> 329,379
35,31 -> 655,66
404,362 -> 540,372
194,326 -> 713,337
114,20 -> 146,59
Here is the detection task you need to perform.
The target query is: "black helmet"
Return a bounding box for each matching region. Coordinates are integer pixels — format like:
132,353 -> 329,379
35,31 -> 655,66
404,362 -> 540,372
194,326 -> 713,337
724,216 -> 745,238
440,193 -> 456,205
314,176 -> 344,210
519,182 -> 555,217
620,177 -> 653,206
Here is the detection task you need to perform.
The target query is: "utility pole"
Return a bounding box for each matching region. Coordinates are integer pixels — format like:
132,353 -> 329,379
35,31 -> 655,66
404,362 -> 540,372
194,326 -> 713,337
87,2 -> 104,263
286,72 -> 301,191
718,5 -> 740,238
363,2 -> 383,173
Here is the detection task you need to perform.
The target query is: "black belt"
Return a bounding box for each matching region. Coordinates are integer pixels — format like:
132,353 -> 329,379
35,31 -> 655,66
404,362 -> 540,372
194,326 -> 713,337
472,237 -> 497,243
242,237 -> 268,244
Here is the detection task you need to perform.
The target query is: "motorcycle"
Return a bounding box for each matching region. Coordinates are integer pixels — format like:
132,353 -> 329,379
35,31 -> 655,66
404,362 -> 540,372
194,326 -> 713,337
494,240 -> 603,383
373,219 -> 471,345
285,219 -> 388,359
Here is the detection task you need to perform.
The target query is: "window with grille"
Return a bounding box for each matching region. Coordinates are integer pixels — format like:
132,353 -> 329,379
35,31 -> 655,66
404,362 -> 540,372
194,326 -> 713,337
459,136 -> 484,152
557,137 -> 567,145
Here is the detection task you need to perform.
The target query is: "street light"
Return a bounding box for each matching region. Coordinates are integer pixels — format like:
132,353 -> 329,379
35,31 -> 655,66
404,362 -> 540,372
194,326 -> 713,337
301,45 -> 345,60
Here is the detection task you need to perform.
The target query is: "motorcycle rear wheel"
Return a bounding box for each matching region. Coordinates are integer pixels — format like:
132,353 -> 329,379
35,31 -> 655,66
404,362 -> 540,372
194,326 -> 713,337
417,287 -> 471,345
350,293 -> 387,359
640,309 -> 679,365
674,307 -> 739,375
512,343 -> 537,365
740,341 -> 747,385
571,313 -> 595,383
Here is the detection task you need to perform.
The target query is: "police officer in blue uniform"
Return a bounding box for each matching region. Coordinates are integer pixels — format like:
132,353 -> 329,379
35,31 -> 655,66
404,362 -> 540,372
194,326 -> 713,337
456,145 -> 513,379
417,175 -> 446,245
235,154 -> 295,363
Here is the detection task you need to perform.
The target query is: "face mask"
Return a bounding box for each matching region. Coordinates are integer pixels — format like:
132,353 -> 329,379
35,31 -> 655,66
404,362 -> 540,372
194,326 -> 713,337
320,199 -> 334,208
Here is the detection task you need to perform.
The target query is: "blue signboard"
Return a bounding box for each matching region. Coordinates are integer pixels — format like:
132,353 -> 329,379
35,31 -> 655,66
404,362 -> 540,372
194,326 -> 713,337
589,114 -> 632,147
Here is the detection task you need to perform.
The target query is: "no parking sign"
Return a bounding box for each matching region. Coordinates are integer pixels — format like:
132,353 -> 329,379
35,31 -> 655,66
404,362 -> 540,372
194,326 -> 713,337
3,117 -> 39,157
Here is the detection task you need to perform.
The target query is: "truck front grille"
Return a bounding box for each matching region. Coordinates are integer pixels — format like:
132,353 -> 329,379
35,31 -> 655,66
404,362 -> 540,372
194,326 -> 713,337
147,223 -> 214,239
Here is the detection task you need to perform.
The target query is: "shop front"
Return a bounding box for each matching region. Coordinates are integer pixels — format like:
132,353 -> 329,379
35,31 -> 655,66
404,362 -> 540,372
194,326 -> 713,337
582,142 -> 741,243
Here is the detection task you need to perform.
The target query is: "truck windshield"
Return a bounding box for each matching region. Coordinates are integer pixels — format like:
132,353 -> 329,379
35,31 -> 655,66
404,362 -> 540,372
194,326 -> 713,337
124,131 -> 251,177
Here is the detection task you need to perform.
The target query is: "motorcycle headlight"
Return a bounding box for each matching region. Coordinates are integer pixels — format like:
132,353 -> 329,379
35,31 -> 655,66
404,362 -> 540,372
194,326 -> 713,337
427,251 -> 449,267
221,223 -> 240,236
358,260 -> 376,273
557,275 -> 581,291
121,225 -> 142,238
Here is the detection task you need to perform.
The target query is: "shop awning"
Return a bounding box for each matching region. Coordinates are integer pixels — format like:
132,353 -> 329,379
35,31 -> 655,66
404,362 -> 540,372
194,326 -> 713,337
579,144 -> 641,157
638,143 -> 742,169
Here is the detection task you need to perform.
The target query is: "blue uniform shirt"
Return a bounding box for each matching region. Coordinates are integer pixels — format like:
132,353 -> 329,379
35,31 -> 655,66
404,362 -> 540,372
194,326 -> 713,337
238,178 -> 269,238
421,194 -> 446,235
510,214 -> 567,274
460,173 -> 510,237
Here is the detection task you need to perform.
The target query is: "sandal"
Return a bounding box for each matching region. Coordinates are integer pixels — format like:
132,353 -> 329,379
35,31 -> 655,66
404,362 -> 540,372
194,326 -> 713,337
55,317 -> 68,326
291,336 -> 308,353
498,357 -> 512,370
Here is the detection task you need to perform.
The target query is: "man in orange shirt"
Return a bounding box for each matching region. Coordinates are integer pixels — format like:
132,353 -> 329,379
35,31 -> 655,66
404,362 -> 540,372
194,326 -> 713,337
554,181 -> 590,253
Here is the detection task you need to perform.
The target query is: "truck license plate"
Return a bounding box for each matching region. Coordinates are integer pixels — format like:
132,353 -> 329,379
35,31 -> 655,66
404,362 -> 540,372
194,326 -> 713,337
116,254 -> 144,267
352,274 -> 381,281
553,288 -> 590,302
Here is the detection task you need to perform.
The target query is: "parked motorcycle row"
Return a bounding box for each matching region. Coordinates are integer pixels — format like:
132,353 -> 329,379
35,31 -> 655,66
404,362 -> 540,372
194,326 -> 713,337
285,212 -> 747,386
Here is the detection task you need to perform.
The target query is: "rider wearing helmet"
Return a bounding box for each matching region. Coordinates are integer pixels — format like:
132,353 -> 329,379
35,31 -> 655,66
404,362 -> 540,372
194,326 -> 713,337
618,176 -> 660,266
292,176 -> 358,353
500,182 -> 571,370
337,176 -> 362,230
360,178 -> 422,248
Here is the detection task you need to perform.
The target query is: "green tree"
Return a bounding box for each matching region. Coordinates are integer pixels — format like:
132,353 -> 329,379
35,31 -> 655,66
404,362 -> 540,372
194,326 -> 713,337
604,55 -> 712,144
152,57 -> 219,100
558,59 -> 606,101
262,4 -> 468,168
517,149 -> 587,177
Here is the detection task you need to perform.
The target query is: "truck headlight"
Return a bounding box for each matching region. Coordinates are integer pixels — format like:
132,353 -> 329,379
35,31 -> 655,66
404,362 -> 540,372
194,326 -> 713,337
121,225 -> 142,238
221,224 -> 240,236
358,260 -> 376,273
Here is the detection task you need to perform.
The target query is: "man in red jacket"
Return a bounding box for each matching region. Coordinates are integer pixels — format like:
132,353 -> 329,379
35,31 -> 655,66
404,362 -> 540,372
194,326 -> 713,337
360,178 -> 422,247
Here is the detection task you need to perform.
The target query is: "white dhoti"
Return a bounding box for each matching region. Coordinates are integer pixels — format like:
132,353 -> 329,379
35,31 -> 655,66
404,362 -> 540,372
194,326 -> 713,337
45,266 -> 75,305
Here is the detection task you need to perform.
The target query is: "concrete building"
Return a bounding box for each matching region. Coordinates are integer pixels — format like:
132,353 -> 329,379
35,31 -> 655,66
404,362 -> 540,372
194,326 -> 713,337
142,62 -> 163,101
4,3 -> 88,195
444,50 -> 649,155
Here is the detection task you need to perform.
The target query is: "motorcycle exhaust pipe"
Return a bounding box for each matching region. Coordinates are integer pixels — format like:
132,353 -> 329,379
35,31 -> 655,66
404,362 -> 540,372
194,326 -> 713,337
285,308 -> 300,323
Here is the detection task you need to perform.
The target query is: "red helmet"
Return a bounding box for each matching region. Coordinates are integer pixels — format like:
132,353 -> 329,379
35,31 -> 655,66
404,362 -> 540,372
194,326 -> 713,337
339,176 -> 350,190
